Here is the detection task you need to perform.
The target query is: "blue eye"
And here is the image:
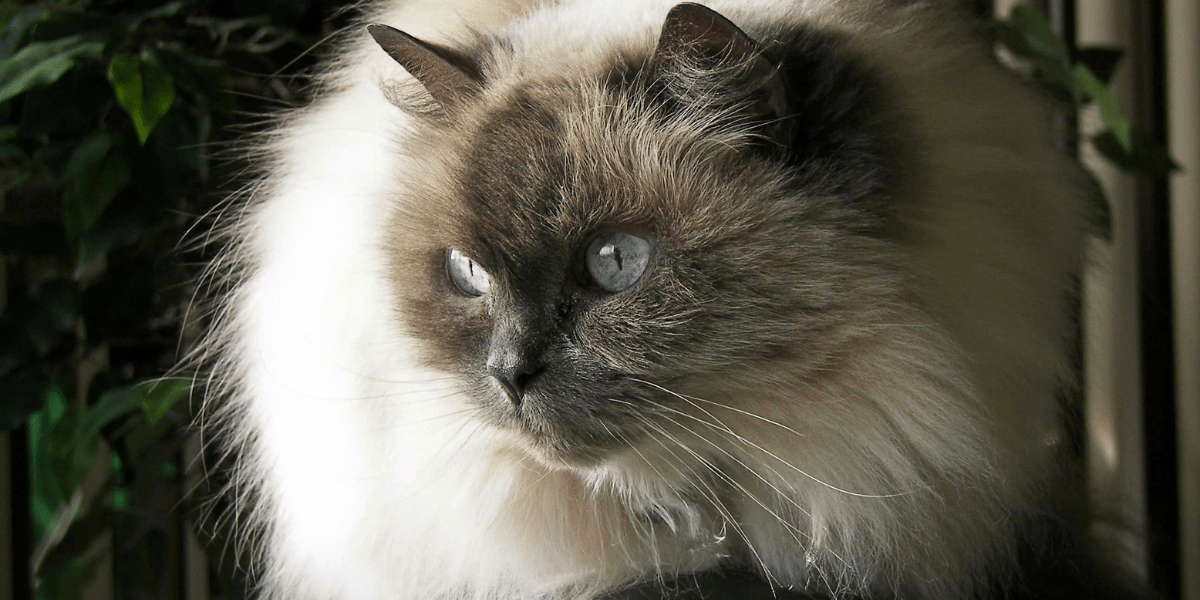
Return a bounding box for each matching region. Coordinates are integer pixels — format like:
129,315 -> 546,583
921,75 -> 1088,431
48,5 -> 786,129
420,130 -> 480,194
446,248 -> 491,296
585,231 -> 651,293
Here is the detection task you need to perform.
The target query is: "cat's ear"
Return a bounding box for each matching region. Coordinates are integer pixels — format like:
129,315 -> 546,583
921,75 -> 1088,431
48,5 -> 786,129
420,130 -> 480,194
367,24 -> 482,109
650,3 -> 790,142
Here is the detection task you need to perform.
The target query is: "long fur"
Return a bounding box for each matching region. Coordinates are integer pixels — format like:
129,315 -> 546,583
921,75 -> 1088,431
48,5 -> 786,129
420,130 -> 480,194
190,1 -> 1089,599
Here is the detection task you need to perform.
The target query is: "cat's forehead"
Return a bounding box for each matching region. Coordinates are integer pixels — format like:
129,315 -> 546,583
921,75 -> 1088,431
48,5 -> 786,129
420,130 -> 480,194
440,76 -> 760,261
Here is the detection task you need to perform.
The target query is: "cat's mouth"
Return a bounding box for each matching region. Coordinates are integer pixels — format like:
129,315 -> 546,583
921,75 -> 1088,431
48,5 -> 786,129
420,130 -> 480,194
466,364 -> 703,470
480,384 -> 656,470
503,404 -> 638,470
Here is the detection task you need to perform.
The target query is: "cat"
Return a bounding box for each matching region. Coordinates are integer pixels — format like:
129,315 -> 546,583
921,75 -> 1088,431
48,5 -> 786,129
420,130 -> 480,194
193,0 -> 1098,598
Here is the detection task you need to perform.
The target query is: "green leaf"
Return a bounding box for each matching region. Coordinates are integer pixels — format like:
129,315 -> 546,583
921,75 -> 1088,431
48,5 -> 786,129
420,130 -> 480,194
0,35 -> 104,104
0,369 -> 52,430
139,378 -> 192,424
74,211 -> 147,273
47,404 -> 88,498
111,485 -> 130,510
44,383 -> 167,509
59,128 -> 115,182
1092,129 -> 1182,176
121,0 -> 189,31
1077,46 -> 1124,86
0,8 -> 48,61
63,149 -> 131,242
993,21 -> 1036,59
37,506 -> 114,577
1030,55 -> 1078,99
1074,64 -> 1131,151
150,44 -> 232,108
27,382 -> 70,536
124,409 -> 175,457
38,553 -> 107,600
107,53 -> 176,144
79,384 -> 144,446
1009,6 -> 1068,62
0,170 -> 29,195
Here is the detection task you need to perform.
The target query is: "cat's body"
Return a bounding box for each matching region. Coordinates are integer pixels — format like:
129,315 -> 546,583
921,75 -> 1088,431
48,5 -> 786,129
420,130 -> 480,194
196,1 -> 1093,599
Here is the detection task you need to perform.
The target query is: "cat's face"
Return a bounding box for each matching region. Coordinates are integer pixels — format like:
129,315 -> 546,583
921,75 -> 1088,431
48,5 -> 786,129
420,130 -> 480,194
380,5 -> 899,467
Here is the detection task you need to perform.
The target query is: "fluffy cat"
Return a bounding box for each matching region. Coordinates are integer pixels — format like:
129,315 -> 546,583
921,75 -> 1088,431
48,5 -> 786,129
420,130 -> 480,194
194,0 -> 1095,598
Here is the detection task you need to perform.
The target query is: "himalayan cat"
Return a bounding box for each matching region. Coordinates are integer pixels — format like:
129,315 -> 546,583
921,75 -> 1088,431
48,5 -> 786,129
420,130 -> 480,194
194,0 -> 1102,598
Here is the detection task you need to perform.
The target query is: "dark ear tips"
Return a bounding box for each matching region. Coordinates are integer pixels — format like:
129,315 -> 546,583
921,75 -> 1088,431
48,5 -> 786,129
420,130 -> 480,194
655,2 -> 760,64
367,23 -> 481,109
652,3 -> 791,143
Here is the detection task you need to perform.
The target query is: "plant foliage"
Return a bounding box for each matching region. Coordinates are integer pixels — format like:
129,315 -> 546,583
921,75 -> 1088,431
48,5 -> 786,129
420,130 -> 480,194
0,0 -> 337,597
993,6 -> 1181,237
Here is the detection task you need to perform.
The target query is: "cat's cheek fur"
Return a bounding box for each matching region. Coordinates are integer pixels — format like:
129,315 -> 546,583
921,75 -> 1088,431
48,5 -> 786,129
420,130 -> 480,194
197,0 -> 1087,599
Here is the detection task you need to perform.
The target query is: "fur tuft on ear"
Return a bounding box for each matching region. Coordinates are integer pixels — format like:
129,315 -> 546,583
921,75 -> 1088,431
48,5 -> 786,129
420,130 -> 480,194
367,23 -> 482,109
650,3 -> 790,142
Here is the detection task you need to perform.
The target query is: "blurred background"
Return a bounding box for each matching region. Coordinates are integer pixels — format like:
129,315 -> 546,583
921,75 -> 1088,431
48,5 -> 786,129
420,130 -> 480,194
0,0 -> 1195,599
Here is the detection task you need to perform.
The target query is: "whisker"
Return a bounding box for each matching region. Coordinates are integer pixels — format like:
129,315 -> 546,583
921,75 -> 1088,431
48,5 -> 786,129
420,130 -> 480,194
633,380 -> 923,499
642,399 -> 812,520
630,378 -> 807,439
377,405 -> 479,430
401,414 -> 490,500
601,422 -> 665,571
642,410 -> 856,580
627,414 -> 782,589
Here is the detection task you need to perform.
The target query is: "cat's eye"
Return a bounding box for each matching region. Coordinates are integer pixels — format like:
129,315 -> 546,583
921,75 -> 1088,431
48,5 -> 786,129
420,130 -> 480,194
585,231 -> 651,293
446,248 -> 491,297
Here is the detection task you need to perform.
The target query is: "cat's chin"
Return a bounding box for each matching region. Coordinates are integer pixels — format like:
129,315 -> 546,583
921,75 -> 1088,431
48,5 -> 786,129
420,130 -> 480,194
514,431 -> 615,471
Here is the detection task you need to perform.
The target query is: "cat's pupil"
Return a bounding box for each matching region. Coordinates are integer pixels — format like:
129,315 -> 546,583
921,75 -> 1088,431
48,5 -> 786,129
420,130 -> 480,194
447,248 -> 491,296
601,245 -> 623,270
585,231 -> 651,293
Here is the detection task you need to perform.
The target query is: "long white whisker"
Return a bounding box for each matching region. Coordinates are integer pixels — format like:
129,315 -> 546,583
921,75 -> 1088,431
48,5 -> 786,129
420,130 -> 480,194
600,422 -> 668,575
643,408 -> 855,574
631,378 -> 807,438
633,379 -> 923,499
628,414 -> 782,590
642,399 -> 813,521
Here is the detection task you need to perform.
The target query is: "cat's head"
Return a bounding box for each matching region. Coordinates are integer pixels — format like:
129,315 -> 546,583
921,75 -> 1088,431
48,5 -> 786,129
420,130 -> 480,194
377,4 -> 905,468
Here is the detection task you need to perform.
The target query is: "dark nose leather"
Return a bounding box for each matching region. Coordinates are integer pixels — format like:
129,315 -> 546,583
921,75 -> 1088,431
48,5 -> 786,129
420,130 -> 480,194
486,311 -> 548,408
486,354 -> 543,407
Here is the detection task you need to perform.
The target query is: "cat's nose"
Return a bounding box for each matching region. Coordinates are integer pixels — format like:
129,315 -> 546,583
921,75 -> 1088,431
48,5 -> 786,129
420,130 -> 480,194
487,311 -> 548,408
487,358 -> 543,408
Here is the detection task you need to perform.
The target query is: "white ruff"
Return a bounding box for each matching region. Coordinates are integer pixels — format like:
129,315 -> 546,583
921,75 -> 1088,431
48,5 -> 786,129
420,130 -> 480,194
198,1 -> 1087,599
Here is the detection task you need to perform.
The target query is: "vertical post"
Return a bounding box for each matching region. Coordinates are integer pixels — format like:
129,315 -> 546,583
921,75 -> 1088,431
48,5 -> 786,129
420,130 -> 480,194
12,426 -> 31,600
1,202 -> 32,600
1133,0 -> 1181,597
1049,0 -> 1078,153
0,235 -> 11,600
1079,0 -> 1151,584
182,433 -> 209,600
1,432 -> 10,600
1165,0 -> 1200,596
